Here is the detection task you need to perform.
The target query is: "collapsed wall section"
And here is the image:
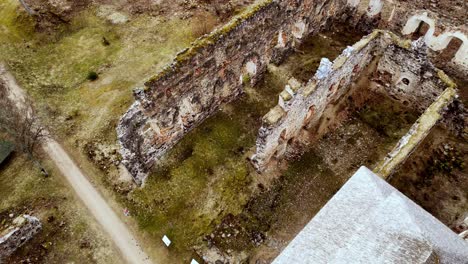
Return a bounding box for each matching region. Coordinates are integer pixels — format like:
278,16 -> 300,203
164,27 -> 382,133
0,215 -> 42,261
375,86 -> 457,179
251,31 -> 455,172
354,0 -> 467,27
251,31 -> 383,171
117,0 -> 352,184
372,38 -> 454,113
349,0 -> 468,76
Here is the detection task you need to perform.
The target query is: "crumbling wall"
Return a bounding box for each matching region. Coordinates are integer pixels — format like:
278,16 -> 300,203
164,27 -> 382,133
400,12 -> 468,77
0,215 -> 41,261
364,0 -> 466,26
372,38 -> 460,179
251,31 -> 383,171
350,0 -> 467,28
251,31 -> 452,172
117,0 -> 466,184
372,39 -> 451,113
349,0 -> 468,75
118,0 -> 352,184
375,86 -> 457,179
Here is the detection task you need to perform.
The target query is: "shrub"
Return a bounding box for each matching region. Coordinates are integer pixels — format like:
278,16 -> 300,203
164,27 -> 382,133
102,37 -> 110,46
87,71 -> 98,81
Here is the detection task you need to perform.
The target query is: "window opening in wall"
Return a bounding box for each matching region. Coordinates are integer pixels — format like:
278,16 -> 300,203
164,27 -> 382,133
304,105 -> 316,127
279,129 -> 287,142
438,37 -> 463,63
411,21 -> 430,40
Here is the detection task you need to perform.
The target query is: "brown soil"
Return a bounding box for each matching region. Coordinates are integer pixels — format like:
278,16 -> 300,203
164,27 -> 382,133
21,0 -> 254,32
206,83 -> 419,263
389,126 -> 468,232
0,153 -> 122,264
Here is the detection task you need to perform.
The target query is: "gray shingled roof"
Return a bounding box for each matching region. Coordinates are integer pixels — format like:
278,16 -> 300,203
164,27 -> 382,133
273,166 -> 468,264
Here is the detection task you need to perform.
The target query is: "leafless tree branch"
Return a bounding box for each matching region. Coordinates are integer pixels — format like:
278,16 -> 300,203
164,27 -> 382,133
0,85 -> 48,163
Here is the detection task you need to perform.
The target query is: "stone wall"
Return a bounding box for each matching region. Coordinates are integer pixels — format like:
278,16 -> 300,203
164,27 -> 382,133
375,86 -> 457,179
373,39 -> 453,113
354,0 -> 467,26
350,0 -> 468,75
400,11 -> 468,76
117,0 -> 466,184
117,0 -> 352,184
251,31 -> 453,172
0,215 -> 41,261
365,36 -> 458,178
251,31 -> 382,171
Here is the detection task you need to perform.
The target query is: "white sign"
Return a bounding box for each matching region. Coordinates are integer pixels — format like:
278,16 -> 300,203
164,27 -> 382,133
162,235 -> 171,247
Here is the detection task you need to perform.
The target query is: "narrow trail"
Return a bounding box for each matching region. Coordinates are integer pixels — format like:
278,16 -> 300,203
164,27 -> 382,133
0,64 -> 153,264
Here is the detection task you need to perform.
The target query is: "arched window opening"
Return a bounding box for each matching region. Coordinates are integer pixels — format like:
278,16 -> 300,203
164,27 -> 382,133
279,129 -> 287,143
304,105 -> 316,126
411,21 -> 430,40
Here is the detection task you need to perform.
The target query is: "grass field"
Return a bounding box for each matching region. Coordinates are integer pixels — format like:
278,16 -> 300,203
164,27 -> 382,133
0,152 -> 123,263
0,0 -> 251,261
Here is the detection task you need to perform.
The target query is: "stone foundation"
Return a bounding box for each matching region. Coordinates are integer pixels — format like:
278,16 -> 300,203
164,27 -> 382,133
251,31 -> 456,172
352,0 -> 468,76
118,0 -> 467,184
117,0 -> 353,184
0,215 -> 41,261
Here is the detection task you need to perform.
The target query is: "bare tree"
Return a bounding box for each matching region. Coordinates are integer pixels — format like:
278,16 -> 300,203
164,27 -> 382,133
0,86 -> 47,167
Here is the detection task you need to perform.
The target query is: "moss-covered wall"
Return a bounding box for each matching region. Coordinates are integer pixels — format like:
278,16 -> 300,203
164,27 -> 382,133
252,31 -> 382,171
117,0 -> 352,184
252,31 -> 455,172
375,87 -> 457,179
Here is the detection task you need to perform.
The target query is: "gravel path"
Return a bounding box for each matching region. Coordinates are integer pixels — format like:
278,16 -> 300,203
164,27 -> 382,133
0,64 -> 153,264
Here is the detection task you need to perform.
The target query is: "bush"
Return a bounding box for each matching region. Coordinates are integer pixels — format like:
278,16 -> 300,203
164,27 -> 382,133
102,37 -> 110,46
87,71 -> 98,81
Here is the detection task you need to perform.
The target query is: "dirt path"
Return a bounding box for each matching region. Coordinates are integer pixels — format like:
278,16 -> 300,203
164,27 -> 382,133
0,64 -> 153,264
43,141 -> 153,264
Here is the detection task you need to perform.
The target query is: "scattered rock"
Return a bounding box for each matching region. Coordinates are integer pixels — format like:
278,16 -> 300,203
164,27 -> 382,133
0,215 -> 42,260
80,239 -> 91,249
47,216 -> 55,223
40,242 -> 52,250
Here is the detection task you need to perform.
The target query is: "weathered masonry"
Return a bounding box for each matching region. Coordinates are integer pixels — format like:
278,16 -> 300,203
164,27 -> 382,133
350,0 -> 468,76
0,215 -> 41,261
117,0 -> 354,184
118,0 -> 467,184
251,31 -> 458,172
